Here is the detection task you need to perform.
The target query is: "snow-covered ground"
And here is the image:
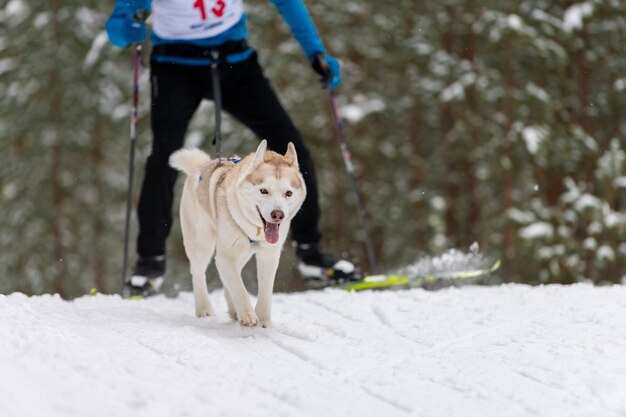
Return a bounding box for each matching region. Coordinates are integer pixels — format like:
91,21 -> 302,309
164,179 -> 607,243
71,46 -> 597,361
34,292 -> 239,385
1,284 -> 626,417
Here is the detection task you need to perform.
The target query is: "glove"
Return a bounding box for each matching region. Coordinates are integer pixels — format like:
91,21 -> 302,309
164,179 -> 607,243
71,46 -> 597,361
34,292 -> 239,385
311,54 -> 341,90
106,10 -> 147,48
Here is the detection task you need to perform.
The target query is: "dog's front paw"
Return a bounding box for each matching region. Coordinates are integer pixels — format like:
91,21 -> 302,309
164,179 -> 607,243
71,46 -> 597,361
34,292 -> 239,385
237,310 -> 259,327
255,305 -> 272,328
194,293 -> 214,318
228,309 -> 238,322
258,319 -> 272,328
195,304 -> 215,318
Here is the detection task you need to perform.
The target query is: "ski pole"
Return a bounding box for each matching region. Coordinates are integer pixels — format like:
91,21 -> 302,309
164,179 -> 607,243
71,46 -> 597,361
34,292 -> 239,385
327,89 -> 378,274
121,43 -> 142,292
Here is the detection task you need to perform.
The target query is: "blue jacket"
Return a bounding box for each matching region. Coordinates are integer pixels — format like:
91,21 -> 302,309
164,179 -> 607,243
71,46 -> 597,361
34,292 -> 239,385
108,0 -> 327,65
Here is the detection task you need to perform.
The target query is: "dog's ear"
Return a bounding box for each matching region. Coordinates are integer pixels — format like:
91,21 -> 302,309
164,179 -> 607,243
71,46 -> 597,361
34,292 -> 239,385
252,139 -> 267,168
284,142 -> 299,168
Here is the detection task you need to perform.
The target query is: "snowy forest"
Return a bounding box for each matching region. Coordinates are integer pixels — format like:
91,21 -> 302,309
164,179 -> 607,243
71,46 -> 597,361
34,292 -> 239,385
1,0 -> 625,298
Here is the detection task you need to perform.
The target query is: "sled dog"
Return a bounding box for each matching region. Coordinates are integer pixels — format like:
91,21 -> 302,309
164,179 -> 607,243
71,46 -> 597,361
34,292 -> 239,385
169,140 -> 306,328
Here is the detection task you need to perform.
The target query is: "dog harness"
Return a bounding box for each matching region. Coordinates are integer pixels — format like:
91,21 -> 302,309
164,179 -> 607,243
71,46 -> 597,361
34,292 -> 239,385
198,155 -> 257,245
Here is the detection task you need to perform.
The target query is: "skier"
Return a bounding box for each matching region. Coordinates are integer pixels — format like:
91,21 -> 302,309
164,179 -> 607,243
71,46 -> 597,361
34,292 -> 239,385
106,0 -> 356,297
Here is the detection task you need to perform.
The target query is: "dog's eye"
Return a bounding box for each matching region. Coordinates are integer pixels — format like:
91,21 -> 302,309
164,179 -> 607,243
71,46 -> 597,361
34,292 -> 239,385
285,191 -> 293,198
260,188 -> 269,195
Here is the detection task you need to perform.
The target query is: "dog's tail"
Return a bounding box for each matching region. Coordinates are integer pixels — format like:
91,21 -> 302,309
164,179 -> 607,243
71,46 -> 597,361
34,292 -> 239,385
169,148 -> 211,176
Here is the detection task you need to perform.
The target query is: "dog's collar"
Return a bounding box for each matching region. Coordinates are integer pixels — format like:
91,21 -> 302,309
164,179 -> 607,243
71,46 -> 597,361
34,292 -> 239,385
247,226 -> 263,245
241,225 -> 263,246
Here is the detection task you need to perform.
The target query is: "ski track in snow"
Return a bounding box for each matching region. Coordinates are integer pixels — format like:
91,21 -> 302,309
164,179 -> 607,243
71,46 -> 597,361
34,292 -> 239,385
1,284 -> 626,417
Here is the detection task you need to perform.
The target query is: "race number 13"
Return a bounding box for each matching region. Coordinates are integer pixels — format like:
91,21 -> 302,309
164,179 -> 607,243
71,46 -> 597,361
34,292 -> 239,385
193,0 -> 226,19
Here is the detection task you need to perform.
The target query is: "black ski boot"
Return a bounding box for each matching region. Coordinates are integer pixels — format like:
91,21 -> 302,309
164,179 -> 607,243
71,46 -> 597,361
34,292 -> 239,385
123,255 -> 166,299
294,242 -> 356,288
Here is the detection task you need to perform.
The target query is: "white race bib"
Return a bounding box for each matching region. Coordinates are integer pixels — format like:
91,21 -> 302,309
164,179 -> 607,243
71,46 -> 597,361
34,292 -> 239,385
152,0 -> 244,40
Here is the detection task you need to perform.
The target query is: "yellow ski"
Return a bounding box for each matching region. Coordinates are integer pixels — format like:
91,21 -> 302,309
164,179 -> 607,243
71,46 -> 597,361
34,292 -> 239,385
341,259 -> 501,291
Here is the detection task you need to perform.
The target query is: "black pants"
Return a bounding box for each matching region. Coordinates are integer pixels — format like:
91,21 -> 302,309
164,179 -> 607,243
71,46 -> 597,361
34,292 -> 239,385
136,51 -> 321,257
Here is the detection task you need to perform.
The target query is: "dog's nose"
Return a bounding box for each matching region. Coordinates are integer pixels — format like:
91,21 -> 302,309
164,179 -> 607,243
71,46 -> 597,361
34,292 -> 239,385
271,210 -> 284,222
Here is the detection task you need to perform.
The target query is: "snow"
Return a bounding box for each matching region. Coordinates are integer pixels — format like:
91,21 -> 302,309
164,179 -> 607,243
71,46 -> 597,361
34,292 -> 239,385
397,244 -> 487,277
575,193 -> 601,211
526,83 -> 550,103
340,96 -> 386,124
2,284 -> 626,417
83,32 -> 109,70
440,82 -> 465,102
2,0 -> 29,21
519,222 -> 554,240
508,207 -> 535,224
521,126 -> 545,155
597,245 -> 615,262
563,2 -> 594,32
614,79 -> 626,92
507,14 -> 523,31
0,58 -> 16,76
615,176 -> 626,188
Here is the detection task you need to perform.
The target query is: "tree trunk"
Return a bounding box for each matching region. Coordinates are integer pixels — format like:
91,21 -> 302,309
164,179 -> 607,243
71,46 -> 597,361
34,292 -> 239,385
50,0 -> 67,296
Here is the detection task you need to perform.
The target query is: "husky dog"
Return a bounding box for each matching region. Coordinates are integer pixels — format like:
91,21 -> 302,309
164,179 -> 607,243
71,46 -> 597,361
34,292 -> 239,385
169,140 -> 306,328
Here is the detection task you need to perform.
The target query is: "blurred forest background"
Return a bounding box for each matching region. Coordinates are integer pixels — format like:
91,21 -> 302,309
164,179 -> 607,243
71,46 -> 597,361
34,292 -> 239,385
1,0 -> 625,298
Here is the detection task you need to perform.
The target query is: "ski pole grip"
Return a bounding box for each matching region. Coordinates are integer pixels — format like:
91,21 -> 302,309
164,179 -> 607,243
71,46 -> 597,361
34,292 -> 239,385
312,53 -> 332,82
132,8 -> 149,24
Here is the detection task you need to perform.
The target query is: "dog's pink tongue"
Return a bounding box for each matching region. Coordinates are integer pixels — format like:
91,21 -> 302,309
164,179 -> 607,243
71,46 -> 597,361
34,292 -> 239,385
264,222 -> 280,244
